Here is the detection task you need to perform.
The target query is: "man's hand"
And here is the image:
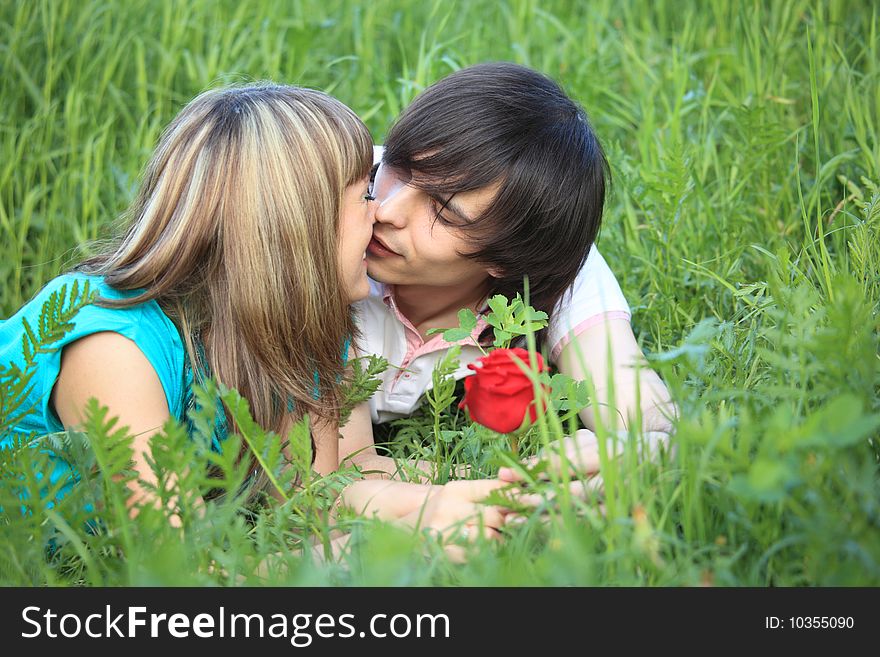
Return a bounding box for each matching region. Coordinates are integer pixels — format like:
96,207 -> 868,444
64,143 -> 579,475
498,429 -> 610,483
497,428 -> 672,501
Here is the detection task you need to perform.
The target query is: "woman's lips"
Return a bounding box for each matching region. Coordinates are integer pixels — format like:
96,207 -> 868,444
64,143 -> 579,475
367,236 -> 401,257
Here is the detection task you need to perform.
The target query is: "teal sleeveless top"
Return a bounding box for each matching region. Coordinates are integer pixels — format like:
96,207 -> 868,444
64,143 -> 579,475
0,273 -> 226,502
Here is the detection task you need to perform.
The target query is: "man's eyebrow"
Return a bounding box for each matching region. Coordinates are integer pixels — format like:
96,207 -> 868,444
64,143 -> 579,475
437,195 -> 474,223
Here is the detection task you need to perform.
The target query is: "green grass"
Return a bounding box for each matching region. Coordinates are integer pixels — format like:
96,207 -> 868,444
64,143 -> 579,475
1,0 -> 878,586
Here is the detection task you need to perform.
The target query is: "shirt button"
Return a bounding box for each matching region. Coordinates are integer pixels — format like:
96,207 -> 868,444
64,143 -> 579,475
403,373 -> 412,379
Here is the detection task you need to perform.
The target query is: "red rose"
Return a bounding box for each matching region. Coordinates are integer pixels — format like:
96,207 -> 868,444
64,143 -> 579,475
459,347 -> 549,434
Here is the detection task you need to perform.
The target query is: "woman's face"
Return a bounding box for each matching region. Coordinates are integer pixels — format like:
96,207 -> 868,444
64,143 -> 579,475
338,175 -> 376,303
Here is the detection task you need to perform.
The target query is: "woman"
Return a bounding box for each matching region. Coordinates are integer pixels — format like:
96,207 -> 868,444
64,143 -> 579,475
0,83 -> 505,544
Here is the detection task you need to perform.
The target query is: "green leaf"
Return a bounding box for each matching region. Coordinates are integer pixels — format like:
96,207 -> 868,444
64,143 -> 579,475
729,459 -> 800,503
425,309 -> 477,343
439,430 -> 460,443
647,318 -> 719,365
338,353 -> 388,426
529,310 -> 549,322
457,308 -> 477,331
219,384 -> 293,501
485,313 -> 503,329
440,327 -> 474,342
487,295 -> 509,317
492,329 -> 512,347
791,395 -> 880,450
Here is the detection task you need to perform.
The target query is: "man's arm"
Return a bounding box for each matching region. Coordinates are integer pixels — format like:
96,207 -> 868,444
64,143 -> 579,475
556,316 -> 676,435
498,317 -> 677,484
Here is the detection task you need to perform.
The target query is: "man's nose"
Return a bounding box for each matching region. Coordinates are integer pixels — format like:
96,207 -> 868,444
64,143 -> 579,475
373,183 -> 413,228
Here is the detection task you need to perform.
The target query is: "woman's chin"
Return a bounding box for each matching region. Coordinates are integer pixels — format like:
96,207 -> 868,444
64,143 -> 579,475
344,276 -> 370,304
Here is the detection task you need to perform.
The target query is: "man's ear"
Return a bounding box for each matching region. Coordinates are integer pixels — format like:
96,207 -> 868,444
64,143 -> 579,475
487,266 -> 505,278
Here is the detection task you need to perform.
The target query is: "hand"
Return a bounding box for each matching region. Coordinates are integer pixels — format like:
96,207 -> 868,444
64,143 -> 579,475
492,429 -> 609,522
497,429 -> 615,484
336,478 -> 508,538
497,428 -> 618,509
497,428 -> 672,509
400,479 -> 510,563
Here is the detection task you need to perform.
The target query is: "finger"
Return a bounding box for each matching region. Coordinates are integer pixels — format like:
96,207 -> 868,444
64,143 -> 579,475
501,453 -> 540,477
457,478 -> 506,501
442,522 -> 475,544
447,505 -> 506,536
491,485 -> 542,510
573,428 -> 600,447
478,525 -> 503,541
498,448 -> 586,485
566,476 -> 604,499
478,506 -> 506,530
544,444 -> 600,478
541,430 -> 612,479
506,491 -> 545,508
502,477 -> 605,509
455,521 -> 503,543
443,544 -> 467,564
552,477 -> 604,501
497,466 -> 523,483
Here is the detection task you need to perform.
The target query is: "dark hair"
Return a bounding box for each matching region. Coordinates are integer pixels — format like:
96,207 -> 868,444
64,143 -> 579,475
383,62 -> 609,346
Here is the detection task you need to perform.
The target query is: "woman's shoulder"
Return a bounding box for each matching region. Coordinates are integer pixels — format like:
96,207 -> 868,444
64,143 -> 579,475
1,271 -> 189,432
7,272 -> 140,316
14,272 -> 174,337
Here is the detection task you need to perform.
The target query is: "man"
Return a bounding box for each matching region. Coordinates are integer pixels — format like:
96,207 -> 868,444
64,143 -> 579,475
340,62 -> 676,484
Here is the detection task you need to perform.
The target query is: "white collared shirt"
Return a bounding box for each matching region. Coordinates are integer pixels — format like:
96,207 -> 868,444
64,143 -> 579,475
353,244 -> 631,423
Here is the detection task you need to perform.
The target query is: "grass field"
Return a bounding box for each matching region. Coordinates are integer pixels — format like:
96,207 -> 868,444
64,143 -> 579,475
1,0 -> 878,586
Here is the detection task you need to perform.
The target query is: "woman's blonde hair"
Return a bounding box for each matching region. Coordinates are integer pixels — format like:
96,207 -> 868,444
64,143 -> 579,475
80,83 -> 373,437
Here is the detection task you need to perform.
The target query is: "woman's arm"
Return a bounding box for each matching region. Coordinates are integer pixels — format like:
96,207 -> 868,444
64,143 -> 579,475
304,478 -> 508,564
336,341 -> 435,481
336,479 -> 434,520
51,331 -> 176,518
337,401 -> 436,481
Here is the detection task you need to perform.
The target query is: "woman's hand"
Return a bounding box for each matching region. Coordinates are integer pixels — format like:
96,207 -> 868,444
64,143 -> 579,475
401,479 -> 508,564
336,478 -> 509,562
399,479 -> 507,541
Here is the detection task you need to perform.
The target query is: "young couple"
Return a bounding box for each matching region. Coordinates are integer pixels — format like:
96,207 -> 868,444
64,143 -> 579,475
1,62 -> 675,551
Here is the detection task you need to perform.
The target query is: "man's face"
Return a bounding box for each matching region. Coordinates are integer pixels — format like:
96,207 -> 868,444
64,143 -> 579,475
365,162 -> 497,289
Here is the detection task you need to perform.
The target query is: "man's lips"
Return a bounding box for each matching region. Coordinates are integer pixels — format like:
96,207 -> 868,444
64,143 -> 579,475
367,235 -> 401,257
